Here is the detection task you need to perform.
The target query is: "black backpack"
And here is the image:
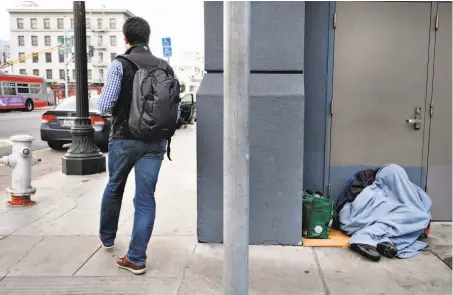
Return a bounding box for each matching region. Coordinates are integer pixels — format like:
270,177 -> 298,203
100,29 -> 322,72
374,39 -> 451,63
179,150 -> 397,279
118,55 -> 181,160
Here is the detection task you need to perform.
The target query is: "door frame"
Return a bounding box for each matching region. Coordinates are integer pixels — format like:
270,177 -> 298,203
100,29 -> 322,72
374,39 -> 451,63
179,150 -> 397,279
324,1 -> 438,196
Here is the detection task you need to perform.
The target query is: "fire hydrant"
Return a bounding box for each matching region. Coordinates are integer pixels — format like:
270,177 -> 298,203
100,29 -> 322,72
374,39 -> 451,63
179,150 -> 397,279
0,135 -> 41,206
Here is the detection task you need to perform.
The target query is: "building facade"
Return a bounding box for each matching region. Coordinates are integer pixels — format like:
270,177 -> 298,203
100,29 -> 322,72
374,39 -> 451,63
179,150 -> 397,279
197,1 -> 452,246
0,40 -> 10,68
7,7 -> 134,86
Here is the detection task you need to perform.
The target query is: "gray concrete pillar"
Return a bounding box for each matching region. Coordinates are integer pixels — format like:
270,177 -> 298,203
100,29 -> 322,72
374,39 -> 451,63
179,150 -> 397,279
197,1 -> 305,245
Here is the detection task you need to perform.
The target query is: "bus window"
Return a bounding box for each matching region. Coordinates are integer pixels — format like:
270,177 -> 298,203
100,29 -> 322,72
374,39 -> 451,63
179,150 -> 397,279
2,83 -> 17,95
30,83 -> 41,94
17,83 -> 29,94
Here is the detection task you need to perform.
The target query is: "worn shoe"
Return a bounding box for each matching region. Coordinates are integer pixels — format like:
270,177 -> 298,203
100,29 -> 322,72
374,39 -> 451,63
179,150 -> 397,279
377,241 -> 397,258
116,256 -> 146,275
99,235 -> 114,249
101,243 -> 114,250
350,243 -> 381,262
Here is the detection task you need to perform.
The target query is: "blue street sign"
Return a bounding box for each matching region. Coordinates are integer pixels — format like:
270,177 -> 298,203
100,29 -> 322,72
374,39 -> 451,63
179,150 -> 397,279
162,37 -> 172,57
163,47 -> 172,57
162,37 -> 171,47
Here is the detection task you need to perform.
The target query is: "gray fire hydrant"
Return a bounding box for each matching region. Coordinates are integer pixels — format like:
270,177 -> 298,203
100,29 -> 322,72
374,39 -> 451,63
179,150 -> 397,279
0,135 -> 41,206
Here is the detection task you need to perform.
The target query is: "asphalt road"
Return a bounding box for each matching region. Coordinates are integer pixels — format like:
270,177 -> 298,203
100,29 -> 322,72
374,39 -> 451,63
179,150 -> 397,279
0,109 -> 49,157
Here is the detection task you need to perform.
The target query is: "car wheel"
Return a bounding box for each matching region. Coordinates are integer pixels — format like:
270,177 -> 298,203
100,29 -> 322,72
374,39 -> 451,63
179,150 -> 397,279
47,141 -> 64,150
24,99 -> 34,112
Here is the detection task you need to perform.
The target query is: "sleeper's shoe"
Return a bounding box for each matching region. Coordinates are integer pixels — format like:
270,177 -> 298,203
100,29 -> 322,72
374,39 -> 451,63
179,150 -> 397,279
377,241 -> 397,258
350,243 -> 381,262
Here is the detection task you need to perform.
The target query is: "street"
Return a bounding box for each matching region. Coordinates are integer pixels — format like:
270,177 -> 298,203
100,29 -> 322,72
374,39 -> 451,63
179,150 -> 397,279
0,109 -> 49,157
0,108 -> 69,190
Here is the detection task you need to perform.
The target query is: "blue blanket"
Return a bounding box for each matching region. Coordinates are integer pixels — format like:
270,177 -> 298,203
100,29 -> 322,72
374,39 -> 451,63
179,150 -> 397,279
339,164 -> 432,258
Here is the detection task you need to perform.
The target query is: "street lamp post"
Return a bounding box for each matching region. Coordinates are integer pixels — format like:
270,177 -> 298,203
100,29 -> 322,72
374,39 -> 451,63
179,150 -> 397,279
62,1 -> 106,175
223,1 -> 251,295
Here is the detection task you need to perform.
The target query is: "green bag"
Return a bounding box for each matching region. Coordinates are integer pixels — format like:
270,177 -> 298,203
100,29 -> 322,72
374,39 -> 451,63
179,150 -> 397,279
302,190 -> 334,239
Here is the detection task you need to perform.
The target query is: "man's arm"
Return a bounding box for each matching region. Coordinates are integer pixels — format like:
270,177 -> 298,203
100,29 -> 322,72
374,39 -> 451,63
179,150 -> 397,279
97,60 -> 123,114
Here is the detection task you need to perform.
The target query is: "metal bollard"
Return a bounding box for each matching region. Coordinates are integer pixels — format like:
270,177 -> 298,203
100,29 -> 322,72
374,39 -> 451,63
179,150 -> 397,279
0,135 -> 41,206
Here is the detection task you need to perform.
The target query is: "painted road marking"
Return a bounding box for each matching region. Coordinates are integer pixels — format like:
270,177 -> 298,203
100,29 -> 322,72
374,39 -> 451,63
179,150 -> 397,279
0,139 -> 11,148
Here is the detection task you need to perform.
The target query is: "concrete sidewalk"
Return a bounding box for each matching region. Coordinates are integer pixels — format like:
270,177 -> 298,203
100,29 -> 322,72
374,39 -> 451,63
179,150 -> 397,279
0,126 -> 451,294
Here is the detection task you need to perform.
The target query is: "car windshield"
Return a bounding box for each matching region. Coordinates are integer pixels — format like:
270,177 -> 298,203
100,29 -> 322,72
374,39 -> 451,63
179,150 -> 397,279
56,96 -> 99,112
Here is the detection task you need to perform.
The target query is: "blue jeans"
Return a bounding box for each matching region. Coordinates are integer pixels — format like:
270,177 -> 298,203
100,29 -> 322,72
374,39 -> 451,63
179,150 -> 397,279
99,138 -> 167,265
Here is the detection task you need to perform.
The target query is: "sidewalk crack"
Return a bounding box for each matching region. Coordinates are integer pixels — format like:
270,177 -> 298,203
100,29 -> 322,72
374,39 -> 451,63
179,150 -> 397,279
313,248 -> 330,295
5,236 -> 45,276
176,243 -> 198,295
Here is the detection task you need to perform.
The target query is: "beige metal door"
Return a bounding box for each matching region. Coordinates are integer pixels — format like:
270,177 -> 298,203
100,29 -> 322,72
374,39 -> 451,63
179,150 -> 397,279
426,3 -> 452,221
329,2 -> 432,197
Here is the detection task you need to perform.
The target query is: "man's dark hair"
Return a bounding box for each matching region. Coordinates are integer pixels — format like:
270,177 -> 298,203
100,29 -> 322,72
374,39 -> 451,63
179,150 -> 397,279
123,17 -> 151,45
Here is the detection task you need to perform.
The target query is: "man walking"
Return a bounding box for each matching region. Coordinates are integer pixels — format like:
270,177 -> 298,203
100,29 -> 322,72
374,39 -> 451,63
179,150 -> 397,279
97,16 -> 179,275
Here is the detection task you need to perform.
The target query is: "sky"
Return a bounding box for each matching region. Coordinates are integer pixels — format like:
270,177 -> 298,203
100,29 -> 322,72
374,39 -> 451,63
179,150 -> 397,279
0,0 -> 205,58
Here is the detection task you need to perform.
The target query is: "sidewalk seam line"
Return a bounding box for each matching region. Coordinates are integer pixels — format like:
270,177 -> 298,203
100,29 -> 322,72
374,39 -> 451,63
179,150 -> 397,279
5,236 -> 45,276
176,243 -> 198,295
429,249 -> 453,269
72,245 -> 102,276
313,248 -> 330,295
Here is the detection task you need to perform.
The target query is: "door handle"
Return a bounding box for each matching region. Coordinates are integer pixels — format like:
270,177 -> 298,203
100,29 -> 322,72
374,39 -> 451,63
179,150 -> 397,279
406,106 -> 422,130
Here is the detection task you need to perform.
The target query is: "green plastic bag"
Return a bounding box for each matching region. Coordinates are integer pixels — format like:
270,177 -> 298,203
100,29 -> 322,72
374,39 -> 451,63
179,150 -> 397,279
302,191 -> 334,239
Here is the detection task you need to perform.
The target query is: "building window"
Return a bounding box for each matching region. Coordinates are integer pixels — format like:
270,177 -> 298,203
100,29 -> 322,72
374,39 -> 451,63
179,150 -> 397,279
98,52 -> 103,63
46,53 -> 52,63
45,36 -> 51,46
88,69 -> 92,80
57,18 -> 64,29
31,36 -> 38,46
99,69 -> 104,78
32,53 -> 38,63
71,18 -> 74,30
86,18 -> 91,29
30,18 -> 37,29
110,36 -> 117,46
109,18 -> 116,29
110,53 -> 117,61
44,18 -> 50,29
59,69 -> 65,80
46,69 -> 52,80
59,52 -> 64,63
57,35 -> 63,46
33,69 -> 39,76
97,36 -> 103,46
17,18 -> 24,29
87,36 -> 91,46
20,69 -> 26,75
18,36 -> 25,46
19,52 -> 25,63
97,18 -> 103,29
72,69 -> 76,80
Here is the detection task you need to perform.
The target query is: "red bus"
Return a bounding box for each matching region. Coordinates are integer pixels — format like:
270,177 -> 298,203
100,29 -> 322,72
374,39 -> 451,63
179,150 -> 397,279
0,74 -> 54,111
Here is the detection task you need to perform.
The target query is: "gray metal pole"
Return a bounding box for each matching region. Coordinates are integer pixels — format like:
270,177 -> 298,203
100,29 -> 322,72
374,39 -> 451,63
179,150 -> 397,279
64,29 -> 69,98
223,2 -> 251,295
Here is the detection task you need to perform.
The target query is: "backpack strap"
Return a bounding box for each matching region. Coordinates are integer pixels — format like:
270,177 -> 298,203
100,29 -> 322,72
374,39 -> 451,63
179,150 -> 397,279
116,54 -> 140,69
166,138 -> 172,161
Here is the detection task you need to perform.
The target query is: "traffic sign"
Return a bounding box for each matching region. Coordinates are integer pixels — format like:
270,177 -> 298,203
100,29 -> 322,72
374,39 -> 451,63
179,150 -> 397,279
162,37 -> 172,57
163,47 -> 172,57
162,37 -> 171,47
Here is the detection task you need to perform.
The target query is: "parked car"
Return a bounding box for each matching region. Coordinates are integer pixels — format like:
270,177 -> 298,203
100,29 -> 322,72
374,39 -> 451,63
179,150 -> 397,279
40,96 -> 111,151
177,93 -> 196,129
